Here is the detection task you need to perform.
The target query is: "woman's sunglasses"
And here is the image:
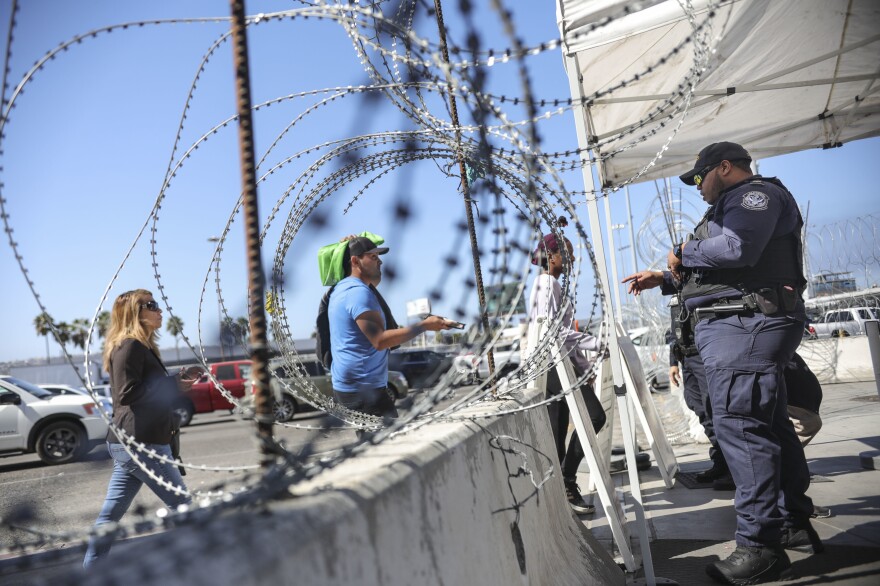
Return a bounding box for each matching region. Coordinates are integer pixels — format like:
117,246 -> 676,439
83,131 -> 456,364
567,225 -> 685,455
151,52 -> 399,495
140,300 -> 161,312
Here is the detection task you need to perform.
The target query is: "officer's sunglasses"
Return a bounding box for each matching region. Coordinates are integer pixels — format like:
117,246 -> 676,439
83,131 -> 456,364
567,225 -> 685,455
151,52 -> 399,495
693,163 -> 721,187
140,300 -> 161,312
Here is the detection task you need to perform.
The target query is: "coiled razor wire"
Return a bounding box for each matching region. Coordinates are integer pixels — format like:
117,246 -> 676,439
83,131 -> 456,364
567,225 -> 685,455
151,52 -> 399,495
0,0 -> 729,574
804,213 -> 880,293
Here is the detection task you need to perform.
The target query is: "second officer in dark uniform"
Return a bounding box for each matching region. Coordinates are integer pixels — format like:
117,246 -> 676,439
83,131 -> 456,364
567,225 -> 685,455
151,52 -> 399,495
668,304 -> 733,490
623,142 -> 822,585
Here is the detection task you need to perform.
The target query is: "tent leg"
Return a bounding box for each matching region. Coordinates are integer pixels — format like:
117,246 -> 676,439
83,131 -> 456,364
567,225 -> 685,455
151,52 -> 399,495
561,43 -> 678,584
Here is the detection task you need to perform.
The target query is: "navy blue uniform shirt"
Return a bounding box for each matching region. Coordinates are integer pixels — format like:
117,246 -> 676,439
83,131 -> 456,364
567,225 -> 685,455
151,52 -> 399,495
672,177 -> 801,309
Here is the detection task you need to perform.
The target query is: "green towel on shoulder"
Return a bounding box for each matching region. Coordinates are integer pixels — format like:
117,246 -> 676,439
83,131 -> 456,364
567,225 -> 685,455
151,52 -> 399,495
318,231 -> 385,286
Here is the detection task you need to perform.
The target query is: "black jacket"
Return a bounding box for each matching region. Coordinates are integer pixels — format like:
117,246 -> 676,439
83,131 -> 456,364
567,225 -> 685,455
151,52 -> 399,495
107,338 -> 179,445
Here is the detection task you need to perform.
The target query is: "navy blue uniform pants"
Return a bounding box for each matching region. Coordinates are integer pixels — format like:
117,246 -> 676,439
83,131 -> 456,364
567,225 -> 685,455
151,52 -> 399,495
695,311 -> 813,547
682,353 -> 726,469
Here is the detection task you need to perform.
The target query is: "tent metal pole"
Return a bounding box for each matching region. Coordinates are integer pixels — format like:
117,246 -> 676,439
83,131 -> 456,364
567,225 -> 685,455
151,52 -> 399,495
593,70 -> 880,144
603,195 -> 623,313
593,73 -> 880,105
563,48 -> 662,584
625,185 -> 640,328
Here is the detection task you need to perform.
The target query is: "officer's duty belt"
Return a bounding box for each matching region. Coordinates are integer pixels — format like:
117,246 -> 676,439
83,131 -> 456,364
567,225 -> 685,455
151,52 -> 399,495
682,346 -> 700,357
694,294 -> 760,322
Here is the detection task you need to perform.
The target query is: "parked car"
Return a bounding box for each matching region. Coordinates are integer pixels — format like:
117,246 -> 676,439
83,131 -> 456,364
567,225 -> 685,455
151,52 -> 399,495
807,307 -> 879,339
0,375 -> 108,465
89,384 -> 114,404
177,360 -> 251,426
388,348 -> 454,388
40,384 -> 113,415
253,355 -> 409,422
627,327 -> 670,393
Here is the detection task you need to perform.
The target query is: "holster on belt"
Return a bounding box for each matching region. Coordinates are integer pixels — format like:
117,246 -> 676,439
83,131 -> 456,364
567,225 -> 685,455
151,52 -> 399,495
748,285 -> 800,315
748,289 -> 777,314
672,342 -> 699,360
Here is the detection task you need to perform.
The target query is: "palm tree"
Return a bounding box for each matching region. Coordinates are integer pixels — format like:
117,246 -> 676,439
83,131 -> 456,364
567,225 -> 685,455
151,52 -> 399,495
94,311 -> 111,355
54,321 -> 72,356
235,316 -> 250,344
166,315 -> 185,361
34,312 -> 54,364
96,311 -> 110,340
69,318 -> 90,352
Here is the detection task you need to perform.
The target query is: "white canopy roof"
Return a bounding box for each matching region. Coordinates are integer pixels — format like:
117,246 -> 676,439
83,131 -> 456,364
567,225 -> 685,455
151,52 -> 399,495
556,0 -> 880,186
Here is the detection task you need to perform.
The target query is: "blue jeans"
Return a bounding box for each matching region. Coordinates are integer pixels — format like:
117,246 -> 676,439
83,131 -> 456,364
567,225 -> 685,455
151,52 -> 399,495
83,442 -> 191,568
333,387 -> 399,419
334,388 -> 398,440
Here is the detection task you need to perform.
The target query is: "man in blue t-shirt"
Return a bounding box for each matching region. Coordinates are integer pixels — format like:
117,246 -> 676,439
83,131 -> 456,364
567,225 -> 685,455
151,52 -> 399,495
328,236 -> 456,419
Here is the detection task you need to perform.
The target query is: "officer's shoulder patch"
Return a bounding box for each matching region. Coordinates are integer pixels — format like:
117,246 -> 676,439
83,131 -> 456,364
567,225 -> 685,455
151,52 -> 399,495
741,191 -> 769,211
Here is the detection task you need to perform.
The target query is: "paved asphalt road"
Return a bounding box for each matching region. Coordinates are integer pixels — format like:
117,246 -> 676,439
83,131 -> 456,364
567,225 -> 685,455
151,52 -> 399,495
0,386 -> 463,558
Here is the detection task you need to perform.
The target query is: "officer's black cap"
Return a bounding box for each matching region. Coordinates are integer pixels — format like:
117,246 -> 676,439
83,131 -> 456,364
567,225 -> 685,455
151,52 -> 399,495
679,142 -> 752,185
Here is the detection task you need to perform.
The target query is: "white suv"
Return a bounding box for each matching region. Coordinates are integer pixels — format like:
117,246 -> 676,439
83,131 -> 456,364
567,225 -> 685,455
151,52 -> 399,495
0,375 -> 109,465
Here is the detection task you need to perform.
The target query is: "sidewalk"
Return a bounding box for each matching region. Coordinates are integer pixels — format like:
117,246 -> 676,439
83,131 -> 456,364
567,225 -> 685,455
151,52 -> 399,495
580,380 -> 880,585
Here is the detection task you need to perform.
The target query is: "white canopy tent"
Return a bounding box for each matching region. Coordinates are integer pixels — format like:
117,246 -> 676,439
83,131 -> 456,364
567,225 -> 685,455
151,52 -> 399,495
552,3 -> 879,582
557,0 -> 880,187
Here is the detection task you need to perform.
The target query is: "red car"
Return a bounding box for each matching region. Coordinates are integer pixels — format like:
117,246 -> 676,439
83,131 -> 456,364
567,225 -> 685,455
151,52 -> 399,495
175,360 -> 251,426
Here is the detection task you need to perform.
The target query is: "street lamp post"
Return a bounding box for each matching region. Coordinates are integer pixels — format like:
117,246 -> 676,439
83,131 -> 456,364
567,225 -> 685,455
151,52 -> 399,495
207,236 -> 226,360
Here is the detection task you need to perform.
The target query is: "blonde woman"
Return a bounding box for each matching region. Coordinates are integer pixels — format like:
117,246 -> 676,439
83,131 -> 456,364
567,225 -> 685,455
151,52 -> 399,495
83,289 -> 202,568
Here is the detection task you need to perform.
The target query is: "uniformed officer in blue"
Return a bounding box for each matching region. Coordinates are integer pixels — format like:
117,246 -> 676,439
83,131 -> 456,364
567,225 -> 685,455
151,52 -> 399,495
623,142 -> 822,585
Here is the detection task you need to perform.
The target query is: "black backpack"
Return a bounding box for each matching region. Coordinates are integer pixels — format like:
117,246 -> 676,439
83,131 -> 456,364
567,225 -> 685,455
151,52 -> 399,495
316,283 -> 399,369
316,284 -> 337,369
783,352 -> 822,413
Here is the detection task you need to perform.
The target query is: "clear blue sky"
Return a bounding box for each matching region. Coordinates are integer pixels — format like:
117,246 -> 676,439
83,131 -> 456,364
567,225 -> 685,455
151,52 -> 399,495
1,1 -> 878,364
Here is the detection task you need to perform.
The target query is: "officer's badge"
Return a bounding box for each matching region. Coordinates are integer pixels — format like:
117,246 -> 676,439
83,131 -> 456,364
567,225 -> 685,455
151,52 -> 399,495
741,191 -> 769,211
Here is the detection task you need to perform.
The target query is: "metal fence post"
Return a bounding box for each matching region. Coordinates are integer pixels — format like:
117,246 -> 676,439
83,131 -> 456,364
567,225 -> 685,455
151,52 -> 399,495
229,0 -> 275,468
432,0 -> 495,386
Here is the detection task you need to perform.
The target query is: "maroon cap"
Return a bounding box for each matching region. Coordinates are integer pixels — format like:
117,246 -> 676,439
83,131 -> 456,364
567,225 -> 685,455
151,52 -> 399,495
531,233 -> 561,265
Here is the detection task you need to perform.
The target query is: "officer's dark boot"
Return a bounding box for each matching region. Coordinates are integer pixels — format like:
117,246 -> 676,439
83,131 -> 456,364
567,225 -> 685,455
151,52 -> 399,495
706,545 -> 792,585
695,460 -> 728,483
712,472 -> 736,491
781,520 -> 824,554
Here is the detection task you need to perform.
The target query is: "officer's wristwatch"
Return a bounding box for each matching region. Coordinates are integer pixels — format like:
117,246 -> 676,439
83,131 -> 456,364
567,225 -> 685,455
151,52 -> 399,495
673,243 -> 683,260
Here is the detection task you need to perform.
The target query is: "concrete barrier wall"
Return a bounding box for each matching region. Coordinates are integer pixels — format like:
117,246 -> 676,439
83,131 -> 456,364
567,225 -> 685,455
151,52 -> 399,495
798,336 -> 877,383
83,385 -> 624,586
